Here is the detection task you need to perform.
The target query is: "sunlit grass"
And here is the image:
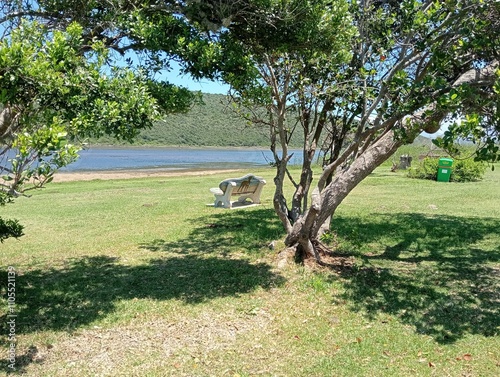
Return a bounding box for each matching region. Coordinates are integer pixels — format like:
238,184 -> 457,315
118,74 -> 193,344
0,165 -> 498,376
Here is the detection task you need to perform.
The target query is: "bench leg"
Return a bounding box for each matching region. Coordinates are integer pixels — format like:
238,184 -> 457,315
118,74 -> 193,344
214,194 -> 232,208
248,183 -> 264,204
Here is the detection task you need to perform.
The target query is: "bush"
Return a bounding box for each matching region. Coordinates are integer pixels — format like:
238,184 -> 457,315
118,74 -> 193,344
0,191 -> 24,242
407,157 -> 439,181
0,217 -> 24,242
408,157 -> 486,182
451,159 -> 487,182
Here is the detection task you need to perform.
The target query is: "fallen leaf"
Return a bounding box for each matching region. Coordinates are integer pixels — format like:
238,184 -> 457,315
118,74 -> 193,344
428,362 -> 435,367
463,354 -> 472,361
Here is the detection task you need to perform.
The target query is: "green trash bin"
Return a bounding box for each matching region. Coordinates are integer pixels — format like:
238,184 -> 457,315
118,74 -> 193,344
437,158 -> 453,182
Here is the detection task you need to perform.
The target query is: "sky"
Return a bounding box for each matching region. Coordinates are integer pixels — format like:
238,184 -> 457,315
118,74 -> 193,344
162,61 -> 230,95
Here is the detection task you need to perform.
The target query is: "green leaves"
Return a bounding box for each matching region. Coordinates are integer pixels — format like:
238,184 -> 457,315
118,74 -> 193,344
9,123 -> 80,186
434,114 -> 499,164
0,216 -> 24,242
0,19 -> 176,209
0,2 -> 209,242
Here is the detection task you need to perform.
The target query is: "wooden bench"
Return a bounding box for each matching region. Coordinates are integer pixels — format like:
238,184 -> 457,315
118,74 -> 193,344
210,174 -> 266,208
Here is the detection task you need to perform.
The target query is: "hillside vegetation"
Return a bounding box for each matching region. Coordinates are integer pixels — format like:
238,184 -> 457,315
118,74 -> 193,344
93,93 -> 439,157
94,93 -> 279,147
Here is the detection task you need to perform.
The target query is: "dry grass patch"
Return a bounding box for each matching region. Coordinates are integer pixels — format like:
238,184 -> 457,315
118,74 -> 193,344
23,307 -> 275,376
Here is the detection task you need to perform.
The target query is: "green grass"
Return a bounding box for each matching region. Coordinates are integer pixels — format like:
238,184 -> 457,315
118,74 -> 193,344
0,166 -> 499,376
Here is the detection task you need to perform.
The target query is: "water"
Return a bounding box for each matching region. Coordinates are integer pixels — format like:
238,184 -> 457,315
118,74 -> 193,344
60,147 -> 305,172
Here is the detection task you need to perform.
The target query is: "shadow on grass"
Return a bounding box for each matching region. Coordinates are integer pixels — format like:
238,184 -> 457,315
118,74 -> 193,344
140,208 -> 283,256
331,213 -> 500,343
0,251 -> 284,372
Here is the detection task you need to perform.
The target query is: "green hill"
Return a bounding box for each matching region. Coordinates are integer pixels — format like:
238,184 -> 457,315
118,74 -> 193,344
95,93 -> 274,147
94,93 -> 437,149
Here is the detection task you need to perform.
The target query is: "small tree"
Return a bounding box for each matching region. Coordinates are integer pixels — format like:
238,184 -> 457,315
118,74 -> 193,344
0,1 -> 210,242
0,22 -> 159,240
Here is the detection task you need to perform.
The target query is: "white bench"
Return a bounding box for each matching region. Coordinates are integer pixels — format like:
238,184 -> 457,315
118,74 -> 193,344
210,174 -> 266,208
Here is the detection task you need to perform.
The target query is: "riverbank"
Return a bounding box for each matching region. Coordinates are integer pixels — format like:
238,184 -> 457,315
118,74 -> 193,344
53,167 -> 245,182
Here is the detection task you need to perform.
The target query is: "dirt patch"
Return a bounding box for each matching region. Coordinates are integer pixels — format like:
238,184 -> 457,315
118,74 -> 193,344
21,308 -> 273,376
53,168 -> 244,182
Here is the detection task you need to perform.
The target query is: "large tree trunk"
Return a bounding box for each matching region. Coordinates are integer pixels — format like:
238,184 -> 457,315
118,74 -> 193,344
281,59 -> 499,264
284,125 -> 422,263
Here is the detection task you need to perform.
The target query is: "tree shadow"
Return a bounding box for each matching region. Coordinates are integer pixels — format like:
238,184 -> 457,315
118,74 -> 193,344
139,208 -> 283,256
0,252 -> 284,373
331,213 -> 500,343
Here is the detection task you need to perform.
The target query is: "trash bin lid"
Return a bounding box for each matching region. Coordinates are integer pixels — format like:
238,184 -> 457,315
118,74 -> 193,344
438,158 -> 453,167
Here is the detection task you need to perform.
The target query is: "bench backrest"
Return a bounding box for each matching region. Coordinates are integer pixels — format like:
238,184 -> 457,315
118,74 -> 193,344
219,175 -> 265,195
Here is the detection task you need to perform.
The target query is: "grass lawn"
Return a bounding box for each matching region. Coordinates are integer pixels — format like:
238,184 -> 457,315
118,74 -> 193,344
1,165 -> 499,376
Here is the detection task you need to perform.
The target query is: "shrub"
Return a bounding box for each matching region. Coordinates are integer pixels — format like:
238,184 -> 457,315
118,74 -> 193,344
0,217 -> 24,242
408,157 -> 439,181
451,159 -> 487,182
407,157 -> 486,182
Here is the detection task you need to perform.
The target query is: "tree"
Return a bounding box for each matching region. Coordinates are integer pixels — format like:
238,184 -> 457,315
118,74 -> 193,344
0,21 -> 158,241
0,1 -> 203,242
193,0 -> 500,264
2,0 -> 498,257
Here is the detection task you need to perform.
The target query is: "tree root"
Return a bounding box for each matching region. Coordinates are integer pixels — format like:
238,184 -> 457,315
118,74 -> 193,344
297,239 -> 355,270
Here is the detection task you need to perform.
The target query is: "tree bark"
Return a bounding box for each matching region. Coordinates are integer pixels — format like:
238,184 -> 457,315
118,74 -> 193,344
0,106 -> 16,142
283,58 -> 500,263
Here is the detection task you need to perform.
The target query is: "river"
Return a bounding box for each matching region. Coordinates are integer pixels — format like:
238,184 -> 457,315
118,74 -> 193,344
60,147 -> 305,172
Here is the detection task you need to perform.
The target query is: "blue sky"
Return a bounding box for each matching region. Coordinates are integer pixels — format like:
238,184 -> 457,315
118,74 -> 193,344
162,61 -> 230,94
